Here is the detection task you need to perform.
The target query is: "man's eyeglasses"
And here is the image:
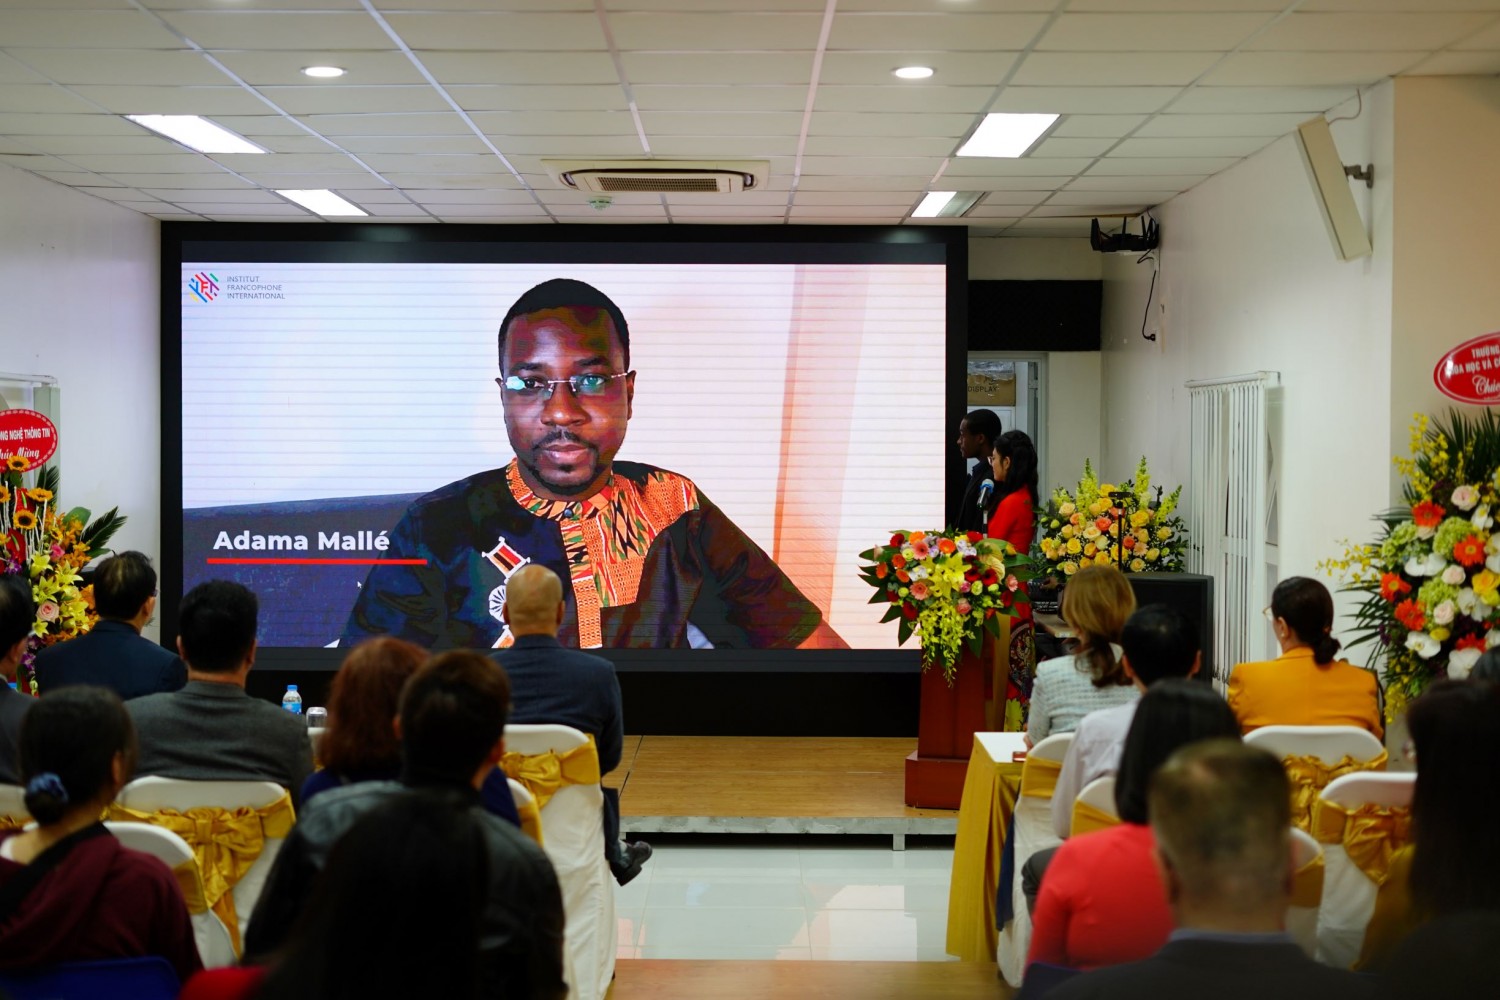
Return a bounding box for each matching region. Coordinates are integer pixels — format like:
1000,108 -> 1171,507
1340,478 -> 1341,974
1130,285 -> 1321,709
497,372 -> 630,401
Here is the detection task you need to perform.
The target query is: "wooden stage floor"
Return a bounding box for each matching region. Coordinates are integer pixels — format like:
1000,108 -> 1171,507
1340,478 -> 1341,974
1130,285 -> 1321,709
610,960 -> 1006,999
614,737 -> 957,846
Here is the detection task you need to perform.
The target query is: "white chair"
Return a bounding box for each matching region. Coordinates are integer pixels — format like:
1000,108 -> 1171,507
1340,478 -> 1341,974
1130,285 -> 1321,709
114,777 -> 291,949
997,731 -> 1073,988
504,724 -> 615,1000
106,821 -> 237,968
507,777 -> 543,846
1287,826 -> 1324,957
1069,775 -> 1119,837
1313,772 -> 1414,969
1244,725 -> 1386,765
0,784 -> 26,827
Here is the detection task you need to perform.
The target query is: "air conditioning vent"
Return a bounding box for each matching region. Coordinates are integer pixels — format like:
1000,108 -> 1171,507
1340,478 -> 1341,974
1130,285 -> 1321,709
543,159 -> 769,195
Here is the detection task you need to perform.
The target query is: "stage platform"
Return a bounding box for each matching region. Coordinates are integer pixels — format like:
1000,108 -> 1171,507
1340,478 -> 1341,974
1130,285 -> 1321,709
611,959 -> 1004,999
615,737 -> 957,849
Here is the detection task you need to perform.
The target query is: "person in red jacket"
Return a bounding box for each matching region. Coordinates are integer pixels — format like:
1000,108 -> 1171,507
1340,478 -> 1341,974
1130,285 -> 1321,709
986,429 -> 1038,729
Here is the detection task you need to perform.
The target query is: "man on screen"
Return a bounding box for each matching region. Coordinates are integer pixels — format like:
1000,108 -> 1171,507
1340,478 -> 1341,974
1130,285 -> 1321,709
343,278 -> 846,651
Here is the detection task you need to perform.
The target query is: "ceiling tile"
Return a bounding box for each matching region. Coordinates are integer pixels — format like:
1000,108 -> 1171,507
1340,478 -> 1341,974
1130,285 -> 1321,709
668,204 -> 786,217
1402,51 -> 1500,75
809,110 -> 974,137
1298,0 -> 1500,8
1046,188 -> 1178,205
609,13 -> 825,50
416,51 -> 620,85
818,51 -> 1020,86
1040,12 -> 1276,50
1004,217 -> 1094,234
68,85 -> 274,116
838,0 -> 1056,10
381,172 -> 532,189
431,202 -> 548,216
802,134 -> 956,156
198,204 -> 319,218
10,49 -> 228,86
211,115 -> 318,137
945,156 -> 1095,176
467,110 -> 643,137
55,151 -> 232,173
1011,51 -> 1221,86
1247,13 -> 1491,52
620,53 -> 813,86
155,13 -> 395,50
790,190 -> 917,206
1051,114 -> 1147,137
991,86 -> 1178,113
639,111 -> 805,135
664,190 -> 790,205
231,172 -> 392,190
1086,156 -> 1238,175
404,189 -> 536,205
208,51 -> 424,88
0,10 -> 184,47
299,112 -> 471,136
1136,112 -> 1313,137
794,174 -> 935,190
17,133 -> 181,154
100,171 -> 256,188
256,86 -> 453,116
243,135 -> 340,154
1030,136 -> 1114,157
829,13 -> 1048,50
355,152 -> 517,174
1453,21 -> 1500,50
1110,135 -> 1270,158
0,54 -> 45,84
384,12 -> 606,50
631,85 -> 805,113
814,85 -> 995,114
210,152 -> 369,173
1203,52 -> 1426,87
334,135 -> 489,155
972,191 -> 1053,207
495,136 -> 645,156
143,0 -> 369,11
0,84 -> 103,114
0,152 -> 81,172
937,174 -> 1079,191
1069,0 -> 1286,8
1064,173 -> 1208,191
788,207 -> 903,222
449,85 -> 628,113
648,136 -> 798,156
141,187 -> 285,204
799,155 -> 947,176
0,111 -> 145,135
1169,85 -> 1366,113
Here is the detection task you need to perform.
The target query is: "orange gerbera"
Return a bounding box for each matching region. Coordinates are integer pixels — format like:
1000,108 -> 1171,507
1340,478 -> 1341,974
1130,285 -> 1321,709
1454,534 -> 1486,568
875,563 -> 888,579
1394,598 -> 1426,632
1380,573 -> 1413,602
1412,500 -> 1445,528
936,537 -> 957,556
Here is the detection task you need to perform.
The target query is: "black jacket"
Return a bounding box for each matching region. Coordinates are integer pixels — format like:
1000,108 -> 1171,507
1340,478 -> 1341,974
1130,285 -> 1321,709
956,460 -> 992,532
34,620 -> 185,700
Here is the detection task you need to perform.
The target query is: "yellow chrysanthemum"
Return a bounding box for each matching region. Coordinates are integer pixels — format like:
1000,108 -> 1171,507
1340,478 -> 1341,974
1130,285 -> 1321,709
5,455 -> 29,472
12,509 -> 37,531
26,488 -> 53,502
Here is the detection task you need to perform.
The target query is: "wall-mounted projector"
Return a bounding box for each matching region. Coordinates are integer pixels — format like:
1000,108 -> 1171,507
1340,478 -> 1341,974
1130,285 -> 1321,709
1091,216 -> 1160,254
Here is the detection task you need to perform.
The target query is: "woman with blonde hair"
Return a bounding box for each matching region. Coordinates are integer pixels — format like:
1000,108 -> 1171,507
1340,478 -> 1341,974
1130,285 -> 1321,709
1027,563 -> 1138,745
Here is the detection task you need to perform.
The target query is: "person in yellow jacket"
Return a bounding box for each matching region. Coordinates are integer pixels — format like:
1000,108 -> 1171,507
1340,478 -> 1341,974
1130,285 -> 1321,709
1228,576 -> 1382,738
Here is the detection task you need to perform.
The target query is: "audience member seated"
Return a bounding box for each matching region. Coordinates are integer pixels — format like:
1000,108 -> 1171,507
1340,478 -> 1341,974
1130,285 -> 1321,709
1228,576 -> 1382,738
1375,911 -> 1500,1000
126,581 -> 312,804
1047,740 -> 1376,1000
1028,680 -> 1240,969
1027,564 -> 1138,747
301,638 -> 519,827
182,792 -> 498,1000
1357,678 -> 1500,969
0,575 -> 36,785
245,650 -> 565,999
34,551 -> 186,700
493,563 -> 650,885
0,687 -> 200,982
1467,647 -> 1500,683
1049,604 -> 1203,841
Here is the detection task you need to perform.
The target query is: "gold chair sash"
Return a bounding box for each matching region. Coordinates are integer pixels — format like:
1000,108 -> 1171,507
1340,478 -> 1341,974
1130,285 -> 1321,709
0,815 -> 25,832
1069,799 -> 1119,837
1291,853 -> 1325,909
1018,755 -> 1061,800
171,857 -> 210,915
515,793 -> 544,846
1310,797 -> 1411,887
1283,751 -> 1388,831
107,791 -> 295,956
500,736 -> 601,811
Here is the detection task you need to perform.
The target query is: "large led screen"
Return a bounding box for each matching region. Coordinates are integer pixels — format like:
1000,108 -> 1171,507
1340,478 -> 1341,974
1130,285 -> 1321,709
175,239 -> 949,654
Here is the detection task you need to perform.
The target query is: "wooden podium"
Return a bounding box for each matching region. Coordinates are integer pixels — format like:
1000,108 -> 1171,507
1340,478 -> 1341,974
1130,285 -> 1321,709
903,641 -> 989,810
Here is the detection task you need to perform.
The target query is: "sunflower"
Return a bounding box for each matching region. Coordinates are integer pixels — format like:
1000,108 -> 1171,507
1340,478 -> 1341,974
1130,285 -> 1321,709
12,509 -> 38,531
5,455 -> 29,472
26,488 -> 53,503
0,486 -> 8,504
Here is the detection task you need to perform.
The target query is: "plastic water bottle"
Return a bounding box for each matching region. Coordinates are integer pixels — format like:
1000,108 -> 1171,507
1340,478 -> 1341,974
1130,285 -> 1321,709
281,684 -> 303,715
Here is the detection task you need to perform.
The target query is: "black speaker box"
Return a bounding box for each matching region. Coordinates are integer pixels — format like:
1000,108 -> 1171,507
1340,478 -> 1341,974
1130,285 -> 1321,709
1125,572 -> 1215,683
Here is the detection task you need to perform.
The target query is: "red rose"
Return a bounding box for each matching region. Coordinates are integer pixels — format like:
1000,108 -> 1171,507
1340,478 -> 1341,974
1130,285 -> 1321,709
964,570 -> 980,582
902,602 -> 918,620
966,531 -> 982,543
890,533 -> 906,546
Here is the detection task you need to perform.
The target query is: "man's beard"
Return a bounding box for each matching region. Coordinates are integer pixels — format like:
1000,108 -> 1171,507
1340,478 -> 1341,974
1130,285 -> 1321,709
523,432 -> 602,496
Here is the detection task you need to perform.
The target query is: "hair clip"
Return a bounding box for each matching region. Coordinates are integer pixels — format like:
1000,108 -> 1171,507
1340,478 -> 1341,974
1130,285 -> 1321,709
26,772 -> 69,806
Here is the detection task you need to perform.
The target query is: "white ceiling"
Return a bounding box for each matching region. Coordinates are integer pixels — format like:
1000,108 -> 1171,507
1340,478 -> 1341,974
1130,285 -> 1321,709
0,0 -> 1496,236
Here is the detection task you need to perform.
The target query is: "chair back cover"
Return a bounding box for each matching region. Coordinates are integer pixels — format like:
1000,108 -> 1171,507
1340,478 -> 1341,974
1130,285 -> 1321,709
1069,776 -> 1119,837
1312,772 -> 1414,969
0,956 -> 180,1000
997,731 -> 1074,987
502,723 -> 615,1000
1245,726 -> 1388,831
1287,825 -> 1325,957
105,821 -> 238,969
507,777 -> 544,846
0,784 -> 26,830
112,777 -> 292,956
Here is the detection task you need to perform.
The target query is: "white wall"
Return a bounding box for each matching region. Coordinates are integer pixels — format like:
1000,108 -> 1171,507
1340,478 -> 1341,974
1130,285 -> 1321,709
1099,85 -> 1396,588
0,165 -> 161,630
968,236 -> 1102,281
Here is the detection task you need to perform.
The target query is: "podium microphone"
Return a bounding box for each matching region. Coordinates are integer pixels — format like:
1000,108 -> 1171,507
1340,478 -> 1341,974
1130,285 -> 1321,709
977,478 -> 994,514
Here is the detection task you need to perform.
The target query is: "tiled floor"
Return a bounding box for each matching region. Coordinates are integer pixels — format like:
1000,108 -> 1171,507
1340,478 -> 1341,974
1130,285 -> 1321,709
614,838 -> 957,962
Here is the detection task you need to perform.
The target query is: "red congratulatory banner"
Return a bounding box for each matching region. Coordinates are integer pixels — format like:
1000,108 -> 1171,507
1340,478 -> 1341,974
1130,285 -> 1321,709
0,409 -> 58,467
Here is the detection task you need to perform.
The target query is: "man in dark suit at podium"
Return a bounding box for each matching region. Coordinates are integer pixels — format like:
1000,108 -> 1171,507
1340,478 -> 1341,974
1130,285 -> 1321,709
35,551 -> 185,700
955,408 -> 1002,532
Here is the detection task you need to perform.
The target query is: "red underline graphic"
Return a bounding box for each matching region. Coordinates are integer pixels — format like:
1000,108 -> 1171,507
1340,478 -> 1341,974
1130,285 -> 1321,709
206,558 -> 427,566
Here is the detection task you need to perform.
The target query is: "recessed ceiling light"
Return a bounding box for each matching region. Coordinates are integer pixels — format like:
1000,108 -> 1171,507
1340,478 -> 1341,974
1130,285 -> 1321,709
125,115 -> 266,155
893,66 -> 935,80
957,112 -> 1060,158
302,66 -> 346,79
276,189 -> 368,217
912,191 -> 956,218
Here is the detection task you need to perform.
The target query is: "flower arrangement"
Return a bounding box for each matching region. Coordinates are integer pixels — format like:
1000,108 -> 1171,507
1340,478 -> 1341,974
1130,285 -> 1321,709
2,455 -> 126,694
1034,457 -> 1189,576
858,529 -> 1032,683
1323,410 -> 1500,719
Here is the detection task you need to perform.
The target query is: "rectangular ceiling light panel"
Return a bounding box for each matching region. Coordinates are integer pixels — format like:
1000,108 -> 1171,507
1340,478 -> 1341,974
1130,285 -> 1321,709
275,189 -> 368,217
912,191 -> 957,217
125,115 -> 266,155
957,113 -> 1060,158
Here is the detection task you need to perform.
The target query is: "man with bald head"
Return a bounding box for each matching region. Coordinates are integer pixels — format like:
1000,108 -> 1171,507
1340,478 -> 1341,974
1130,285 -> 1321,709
494,563 -> 649,884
